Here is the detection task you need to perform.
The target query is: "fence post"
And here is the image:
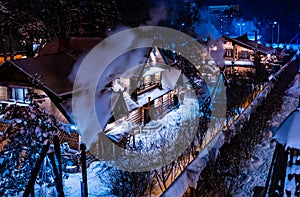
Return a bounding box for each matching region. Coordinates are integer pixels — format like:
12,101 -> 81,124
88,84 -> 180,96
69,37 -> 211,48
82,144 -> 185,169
23,142 -> 50,197
80,143 -> 88,197
53,135 -> 64,196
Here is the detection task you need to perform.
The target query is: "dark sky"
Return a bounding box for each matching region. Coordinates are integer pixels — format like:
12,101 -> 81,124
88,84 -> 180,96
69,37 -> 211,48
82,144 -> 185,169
201,0 -> 300,42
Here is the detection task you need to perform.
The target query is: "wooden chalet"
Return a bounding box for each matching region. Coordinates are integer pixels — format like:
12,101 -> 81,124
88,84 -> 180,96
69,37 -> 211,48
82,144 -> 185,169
0,37 -> 101,149
208,34 -> 277,84
88,46 -> 197,160
221,33 -> 275,66
0,36 -> 188,151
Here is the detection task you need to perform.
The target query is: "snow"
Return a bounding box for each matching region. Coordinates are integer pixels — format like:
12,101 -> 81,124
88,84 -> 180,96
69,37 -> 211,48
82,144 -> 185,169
105,97 -> 199,150
273,109 -> 300,150
224,60 -> 254,66
132,98 -> 199,149
161,67 -> 182,89
284,157 -> 300,197
63,162 -> 114,196
142,65 -> 165,77
29,161 -> 116,197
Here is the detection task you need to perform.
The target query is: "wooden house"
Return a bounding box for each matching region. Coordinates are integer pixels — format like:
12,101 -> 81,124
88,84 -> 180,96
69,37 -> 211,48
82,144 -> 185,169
208,34 -> 277,84
221,33 -> 275,66
0,37 -> 101,149
99,46 -> 186,134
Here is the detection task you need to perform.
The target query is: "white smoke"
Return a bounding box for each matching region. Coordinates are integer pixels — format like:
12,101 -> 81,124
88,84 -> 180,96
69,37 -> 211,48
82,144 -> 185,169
193,22 -> 221,40
145,2 -> 168,26
192,7 -> 221,40
232,18 -> 258,36
69,3 -> 169,147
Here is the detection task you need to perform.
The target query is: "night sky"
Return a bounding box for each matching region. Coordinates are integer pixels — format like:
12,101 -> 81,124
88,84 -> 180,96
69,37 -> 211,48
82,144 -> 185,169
202,0 -> 300,42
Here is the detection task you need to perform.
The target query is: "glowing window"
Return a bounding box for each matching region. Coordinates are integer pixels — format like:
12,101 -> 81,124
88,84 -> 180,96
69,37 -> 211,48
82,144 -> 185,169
241,51 -> 249,59
10,87 -> 29,103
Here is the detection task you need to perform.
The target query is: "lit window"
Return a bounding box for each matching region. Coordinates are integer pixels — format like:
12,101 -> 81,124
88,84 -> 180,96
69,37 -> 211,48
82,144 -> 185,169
9,87 -> 30,103
225,49 -> 233,57
240,51 -> 249,59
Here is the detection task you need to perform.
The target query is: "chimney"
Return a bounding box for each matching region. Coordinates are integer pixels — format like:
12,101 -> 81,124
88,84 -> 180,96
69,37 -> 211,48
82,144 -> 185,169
254,31 -> 258,41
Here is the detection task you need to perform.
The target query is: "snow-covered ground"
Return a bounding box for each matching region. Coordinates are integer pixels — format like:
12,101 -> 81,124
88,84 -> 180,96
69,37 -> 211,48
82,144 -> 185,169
29,161 -> 116,197
28,96 -> 200,197
127,97 -> 199,151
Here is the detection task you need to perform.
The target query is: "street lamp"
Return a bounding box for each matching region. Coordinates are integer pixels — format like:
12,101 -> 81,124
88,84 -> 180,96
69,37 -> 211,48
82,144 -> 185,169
272,21 -> 277,45
238,23 -> 245,36
271,21 -> 280,46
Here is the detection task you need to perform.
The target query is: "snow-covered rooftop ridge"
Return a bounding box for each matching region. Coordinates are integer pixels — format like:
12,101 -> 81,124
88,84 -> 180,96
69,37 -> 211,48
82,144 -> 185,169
273,109 -> 300,150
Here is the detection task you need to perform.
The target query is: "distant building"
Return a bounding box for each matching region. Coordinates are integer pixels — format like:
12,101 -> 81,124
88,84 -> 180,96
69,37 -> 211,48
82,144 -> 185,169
170,0 -> 201,28
207,33 -> 276,84
207,4 -> 241,36
221,33 -> 275,66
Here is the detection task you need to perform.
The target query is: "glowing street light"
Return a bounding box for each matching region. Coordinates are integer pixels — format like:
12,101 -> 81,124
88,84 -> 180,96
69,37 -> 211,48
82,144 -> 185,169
238,23 -> 245,36
271,21 -> 279,46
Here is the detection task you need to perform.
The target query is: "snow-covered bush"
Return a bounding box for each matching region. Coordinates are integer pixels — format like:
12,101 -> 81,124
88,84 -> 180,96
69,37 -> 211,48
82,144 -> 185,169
0,100 -> 61,196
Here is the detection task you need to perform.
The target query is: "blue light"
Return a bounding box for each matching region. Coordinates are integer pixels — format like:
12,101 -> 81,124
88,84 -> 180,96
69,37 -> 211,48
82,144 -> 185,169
70,125 -> 77,131
181,23 -> 185,26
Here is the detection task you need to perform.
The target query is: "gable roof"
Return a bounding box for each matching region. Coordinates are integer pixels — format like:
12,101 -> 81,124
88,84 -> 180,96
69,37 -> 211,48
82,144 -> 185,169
0,59 -> 75,124
223,33 -> 275,55
10,53 -> 75,96
1,37 -> 102,97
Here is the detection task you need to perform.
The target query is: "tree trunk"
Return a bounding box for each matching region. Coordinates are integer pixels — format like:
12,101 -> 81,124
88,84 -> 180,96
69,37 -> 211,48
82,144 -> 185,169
26,40 -> 34,57
1,25 -> 7,61
8,21 -> 14,59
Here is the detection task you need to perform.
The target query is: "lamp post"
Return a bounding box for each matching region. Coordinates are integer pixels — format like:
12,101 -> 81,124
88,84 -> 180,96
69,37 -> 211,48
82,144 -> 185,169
272,24 -> 274,45
271,21 -> 279,46
238,23 -> 245,36
275,21 -> 280,45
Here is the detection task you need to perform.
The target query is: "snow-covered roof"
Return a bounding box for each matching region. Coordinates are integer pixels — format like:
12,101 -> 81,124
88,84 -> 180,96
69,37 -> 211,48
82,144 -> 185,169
273,109 -> 300,150
223,33 -> 275,55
